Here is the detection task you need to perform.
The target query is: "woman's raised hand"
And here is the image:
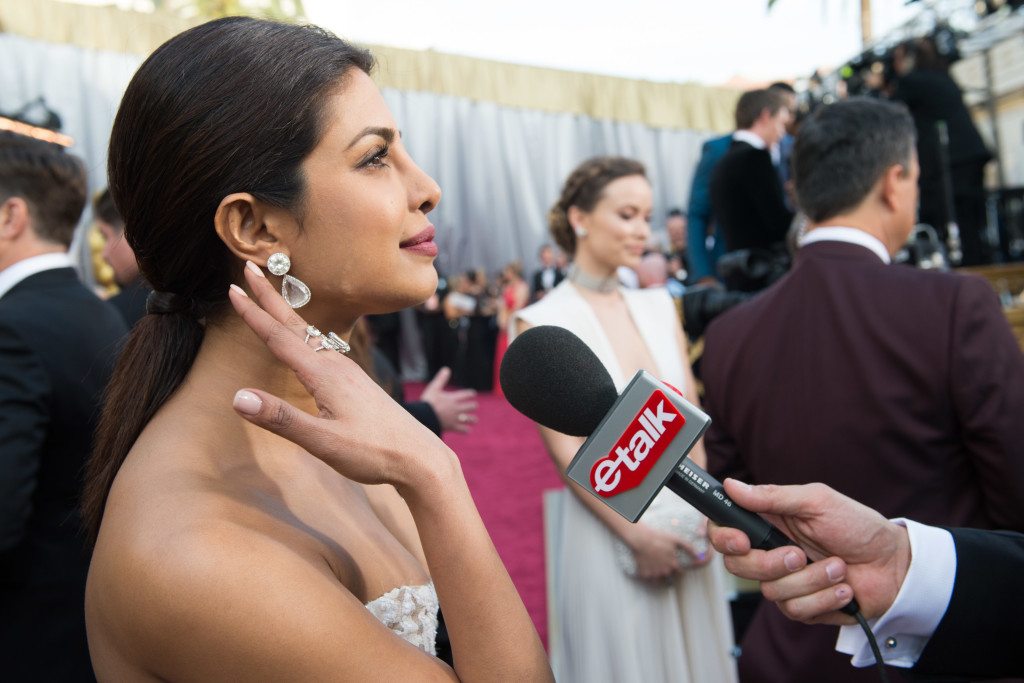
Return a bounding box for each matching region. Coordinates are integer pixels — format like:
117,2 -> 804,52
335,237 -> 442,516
227,261 -> 455,492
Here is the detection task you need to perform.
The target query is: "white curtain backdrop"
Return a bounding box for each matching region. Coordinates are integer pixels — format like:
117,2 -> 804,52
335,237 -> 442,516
1,34 -> 143,282
1,33 -> 712,280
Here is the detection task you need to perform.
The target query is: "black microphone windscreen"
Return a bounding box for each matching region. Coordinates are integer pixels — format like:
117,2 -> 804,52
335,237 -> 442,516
499,325 -> 618,436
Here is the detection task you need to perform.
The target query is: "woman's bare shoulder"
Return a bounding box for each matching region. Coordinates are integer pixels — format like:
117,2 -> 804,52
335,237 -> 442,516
87,511 -> 386,681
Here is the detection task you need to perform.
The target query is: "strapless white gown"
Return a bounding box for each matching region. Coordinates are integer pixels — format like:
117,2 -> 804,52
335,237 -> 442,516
365,582 -> 438,655
514,281 -> 738,683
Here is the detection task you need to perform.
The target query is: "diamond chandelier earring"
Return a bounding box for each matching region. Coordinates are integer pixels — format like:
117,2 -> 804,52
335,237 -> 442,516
266,252 -> 311,309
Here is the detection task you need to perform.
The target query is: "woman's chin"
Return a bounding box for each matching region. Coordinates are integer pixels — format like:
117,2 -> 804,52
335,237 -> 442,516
619,254 -> 642,270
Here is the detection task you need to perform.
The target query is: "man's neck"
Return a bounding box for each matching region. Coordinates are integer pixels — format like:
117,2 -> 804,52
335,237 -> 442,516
805,215 -> 895,256
0,243 -> 67,274
734,129 -> 768,150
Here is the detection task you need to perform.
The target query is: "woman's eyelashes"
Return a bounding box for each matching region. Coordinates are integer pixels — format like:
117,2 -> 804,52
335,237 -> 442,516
358,143 -> 390,169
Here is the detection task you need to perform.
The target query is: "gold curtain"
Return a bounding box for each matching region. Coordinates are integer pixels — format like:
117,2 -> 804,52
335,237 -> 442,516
0,0 -> 738,132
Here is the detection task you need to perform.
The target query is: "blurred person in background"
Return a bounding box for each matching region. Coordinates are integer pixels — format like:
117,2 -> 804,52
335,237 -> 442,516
415,267 -> 451,378
636,250 -> 669,289
0,132 -> 126,681
687,130 -> 732,287
890,36 -> 993,266
710,88 -> 794,292
447,270 -> 496,391
768,82 -> 798,208
493,260 -> 529,397
514,156 -> 737,683
530,242 -> 564,302
664,207 -> 690,281
364,310 -> 402,376
95,188 -> 150,327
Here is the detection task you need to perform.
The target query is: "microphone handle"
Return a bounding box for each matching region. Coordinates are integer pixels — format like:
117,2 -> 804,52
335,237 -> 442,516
665,458 -> 860,617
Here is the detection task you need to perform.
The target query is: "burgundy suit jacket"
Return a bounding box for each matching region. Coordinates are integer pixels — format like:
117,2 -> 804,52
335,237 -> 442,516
702,240 -> 1024,683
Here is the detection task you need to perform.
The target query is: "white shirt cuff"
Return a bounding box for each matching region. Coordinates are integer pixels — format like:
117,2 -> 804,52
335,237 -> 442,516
835,519 -> 956,668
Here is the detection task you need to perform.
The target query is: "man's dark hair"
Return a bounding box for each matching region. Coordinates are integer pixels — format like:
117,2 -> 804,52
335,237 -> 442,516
667,208 -> 686,219
735,88 -> 789,130
93,188 -> 123,231
769,81 -> 797,95
0,131 -> 87,247
792,98 -> 916,222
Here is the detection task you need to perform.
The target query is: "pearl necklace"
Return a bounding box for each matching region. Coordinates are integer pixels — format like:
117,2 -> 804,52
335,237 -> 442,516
567,264 -> 619,294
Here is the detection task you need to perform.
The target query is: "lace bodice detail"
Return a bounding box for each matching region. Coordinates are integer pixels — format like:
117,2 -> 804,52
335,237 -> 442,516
364,582 -> 438,655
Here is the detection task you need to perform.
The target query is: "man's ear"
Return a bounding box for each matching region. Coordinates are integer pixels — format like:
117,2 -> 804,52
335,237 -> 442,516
0,197 -> 31,242
879,164 -> 904,212
213,193 -> 293,265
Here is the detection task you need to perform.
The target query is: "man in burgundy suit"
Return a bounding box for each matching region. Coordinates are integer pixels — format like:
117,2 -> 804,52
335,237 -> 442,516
701,98 -> 1024,683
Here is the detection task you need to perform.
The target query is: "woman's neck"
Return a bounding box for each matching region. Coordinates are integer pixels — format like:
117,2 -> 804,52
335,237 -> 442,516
567,252 -> 619,295
181,311 -> 356,423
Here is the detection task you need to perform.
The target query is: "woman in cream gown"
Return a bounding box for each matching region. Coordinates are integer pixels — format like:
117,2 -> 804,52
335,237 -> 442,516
515,157 -> 737,683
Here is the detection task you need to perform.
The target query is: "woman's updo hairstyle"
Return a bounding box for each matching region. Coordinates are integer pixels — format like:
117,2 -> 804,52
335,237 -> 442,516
83,17 -> 374,543
547,156 -> 646,254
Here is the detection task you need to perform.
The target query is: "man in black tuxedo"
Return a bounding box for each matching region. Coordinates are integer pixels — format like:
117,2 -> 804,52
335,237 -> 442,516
710,88 -> 794,256
708,480 -> 1024,679
891,37 -> 993,266
529,243 -> 563,302
0,132 -> 127,681
95,188 -> 150,327
701,99 -> 1024,683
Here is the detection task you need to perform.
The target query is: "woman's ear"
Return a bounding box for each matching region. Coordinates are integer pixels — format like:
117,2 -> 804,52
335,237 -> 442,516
213,192 -> 293,265
567,205 -> 587,233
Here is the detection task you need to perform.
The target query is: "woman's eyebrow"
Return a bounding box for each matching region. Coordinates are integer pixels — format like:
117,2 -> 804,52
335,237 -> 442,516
345,126 -> 398,150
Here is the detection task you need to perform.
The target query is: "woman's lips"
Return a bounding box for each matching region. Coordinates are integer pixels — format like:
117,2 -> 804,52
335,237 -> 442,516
400,226 -> 438,257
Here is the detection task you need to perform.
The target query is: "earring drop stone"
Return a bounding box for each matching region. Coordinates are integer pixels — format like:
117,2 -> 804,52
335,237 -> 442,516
282,274 -> 311,308
267,252 -> 291,276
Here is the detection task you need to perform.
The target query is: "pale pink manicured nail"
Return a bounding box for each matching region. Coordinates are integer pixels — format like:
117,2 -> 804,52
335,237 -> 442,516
784,551 -> 802,571
826,561 -> 843,582
229,284 -> 248,297
233,389 -> 262,415
245,260 -> 266,277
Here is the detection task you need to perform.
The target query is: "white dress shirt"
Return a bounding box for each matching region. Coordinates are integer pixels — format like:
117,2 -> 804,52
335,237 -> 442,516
733,129 -> 767,150
835,519 -> 957,668
0,252 -> 74,300
799,226 -> 891,264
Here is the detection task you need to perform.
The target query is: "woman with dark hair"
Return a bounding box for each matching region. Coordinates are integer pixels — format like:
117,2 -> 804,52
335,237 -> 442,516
82,17 -> 550,681
513,157 -> 737,682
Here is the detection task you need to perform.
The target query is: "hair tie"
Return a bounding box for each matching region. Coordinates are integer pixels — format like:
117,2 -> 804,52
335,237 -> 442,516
146,290 -> 205,318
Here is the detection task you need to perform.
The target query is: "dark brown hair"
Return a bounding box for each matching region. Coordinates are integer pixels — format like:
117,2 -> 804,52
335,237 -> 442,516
734,88 -> 788,130
82,17 -> 374,543
0,131 -> 87,247
548,156 -> 646,255
92,188 -> 122,231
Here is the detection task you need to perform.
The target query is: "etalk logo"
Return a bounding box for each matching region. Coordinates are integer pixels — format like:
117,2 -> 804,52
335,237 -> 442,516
589,390 -> 685,497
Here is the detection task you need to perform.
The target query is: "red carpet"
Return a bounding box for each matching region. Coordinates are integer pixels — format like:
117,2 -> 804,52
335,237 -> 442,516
407,383 -> 563,648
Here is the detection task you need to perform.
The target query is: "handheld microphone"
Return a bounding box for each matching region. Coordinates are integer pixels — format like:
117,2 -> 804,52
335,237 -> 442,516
500,325 -> 858,616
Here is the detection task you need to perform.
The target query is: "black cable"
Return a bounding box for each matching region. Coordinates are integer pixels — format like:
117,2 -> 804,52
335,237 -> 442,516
853,608 -> 891,683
